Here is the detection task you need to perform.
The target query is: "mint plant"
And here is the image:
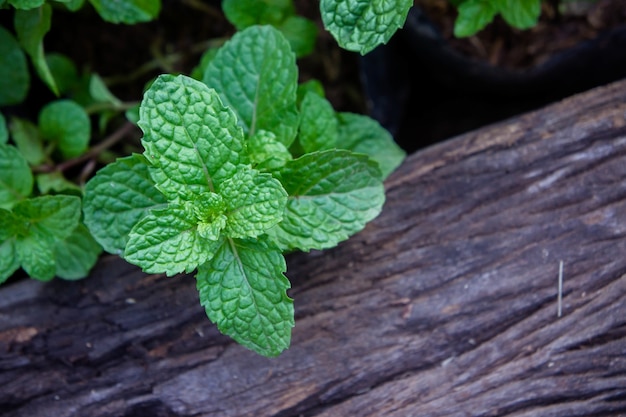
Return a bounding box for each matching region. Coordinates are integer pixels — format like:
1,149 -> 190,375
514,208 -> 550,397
83,25 -> 405,356
450,0 -> 542,37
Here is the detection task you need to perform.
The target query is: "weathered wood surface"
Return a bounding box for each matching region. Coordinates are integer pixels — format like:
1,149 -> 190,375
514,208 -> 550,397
2,79 -> 626,417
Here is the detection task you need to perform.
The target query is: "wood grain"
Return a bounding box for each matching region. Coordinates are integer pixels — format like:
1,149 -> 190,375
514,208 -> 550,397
1,79 -> 626,417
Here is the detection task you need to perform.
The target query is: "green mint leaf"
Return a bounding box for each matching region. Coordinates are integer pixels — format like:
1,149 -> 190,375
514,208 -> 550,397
0,113 -> 7,144
15,233 -> 56,281
89,73 -> 122,107
278,16 -> 318,57
88,0 -> 161,24
219,168 -> 287,239
39,99 -> 91,159
139,74 -> 247,199
124,205 -> 222,276
336,112 -> 405,179
7,0 -> 44,9
222,0 -> 294,29
297,79 -> 325,104
0,208 -> 19,240
190,47 -> 219,81
9,117 -> 45,165
13,195 -> 81,242
248,130 -> 292,171
267,150 -> 385,251
320,0 -> 412,55
63,0 -> 84,12
203,25 -> 299,146
0,143 -> 33,209
0,239 -> 20,284
54,224 -> 102,280
46,53 -> 78,95
36,172 -> 81,194
498,0 -> 540,30
83,154 -> 167,255
196,237 -> 293,357
0,25 -> 29,106
14,4 -> 59,95
454,0 -> 498,37
298,92 -> 338,154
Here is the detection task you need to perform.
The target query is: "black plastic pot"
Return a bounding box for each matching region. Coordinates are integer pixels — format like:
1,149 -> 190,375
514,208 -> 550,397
361,7 -> 626,152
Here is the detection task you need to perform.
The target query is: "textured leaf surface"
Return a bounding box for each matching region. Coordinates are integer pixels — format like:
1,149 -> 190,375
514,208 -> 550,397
83,154 -> 168,255
0,25 -> 29,106
0,144 -> 33,209
39,99 -> 90,159
203,25 -> 299,146
13,195 -> 81,242
125,205 -> 221,276
54,224 -> 102,280
15,233 -> 55,281
14,4 -> 58,95
0,239 -> 19,284
139,74 -> 247,199
498,0 -> 540,29
320,0 -> 412,54
267,150 -> 384,251
248,130 -> 292,170
336,112 -> 405,179
298,92 -> 338,154
196,237 -> 293,357
88,0 -> 160,23
219,168 -> 287,239
9,117 -> 45,165
454,0 -> 498,37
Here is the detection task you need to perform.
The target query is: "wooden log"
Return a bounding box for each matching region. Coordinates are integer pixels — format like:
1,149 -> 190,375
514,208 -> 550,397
1,79 -> 626,417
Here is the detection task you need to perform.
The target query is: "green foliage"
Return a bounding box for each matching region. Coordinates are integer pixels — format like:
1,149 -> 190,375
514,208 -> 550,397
39,99 -> 90,158
0,25 -> 29,106
453,0 -> 542,37
83,26 -> 405,355
88,0 -> 161,24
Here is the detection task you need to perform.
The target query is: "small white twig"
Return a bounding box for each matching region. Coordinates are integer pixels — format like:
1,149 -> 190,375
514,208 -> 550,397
557,260 -> 564,318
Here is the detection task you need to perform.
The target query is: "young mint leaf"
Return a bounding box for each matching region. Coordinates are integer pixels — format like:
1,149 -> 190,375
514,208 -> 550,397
54,224 -> 102,280
9,117 -> 45,165
13,195 -> 81,242
219,168 -> 287,239
196,237 -> 293,357
0,113 -> 7,144
36,172 -> 81,194
298,92 -> 338,154
39,99 -> 91,159
83,154 -> 167,255
0,25 -> 29,106
139,74 -> 247,199
88,0 -> 161,24
454,0 -> 498,37
203,25 -> 299,147
124,205 -> 222,276
15,233 -> 56,281
267,150 -> 385,251
248,130 -> 292,170
14,4 -> 59,96
278,15 -> 318,57
498,0 -> 540,30
320,0 -> 412,55
0,239 -> 19,284
0,143 -> 33,209
222,0 -> 294,29
336,112 -> 405,179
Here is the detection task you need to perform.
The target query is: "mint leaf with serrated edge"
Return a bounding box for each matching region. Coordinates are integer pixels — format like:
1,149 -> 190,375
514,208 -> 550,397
498,0 -> 540,30
14,4 -> 59,95
297,91 -> 338,154
267,149 -> 385,251
0,143 -> 33,209
124,205 -> 223,276
248,130 -> 292,171
320,0 -> 412,55
88,0 -> 160,24
203,25 -> 299,147
39,99 -> 90,159
83,154 -> 168,255
0,25 -> 29,106
454,0 -> 498,37
336,112 -> 405,179
139,74 -> 248,200
54,224 -> 102,280
197,237 -> 293,357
